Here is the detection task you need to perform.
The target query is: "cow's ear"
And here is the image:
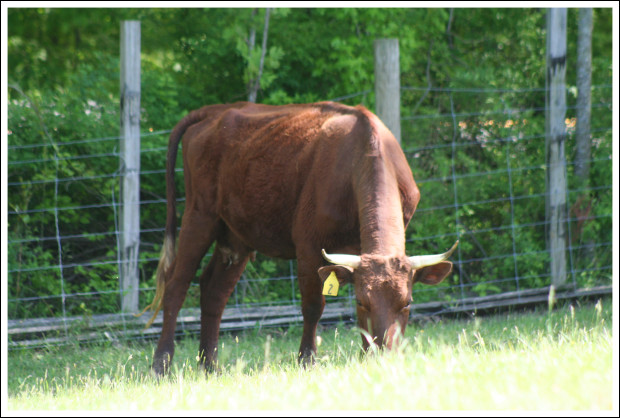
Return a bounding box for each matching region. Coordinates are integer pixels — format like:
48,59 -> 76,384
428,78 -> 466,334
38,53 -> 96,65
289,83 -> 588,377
317,265 -> 354,286
413,261 -> 453,285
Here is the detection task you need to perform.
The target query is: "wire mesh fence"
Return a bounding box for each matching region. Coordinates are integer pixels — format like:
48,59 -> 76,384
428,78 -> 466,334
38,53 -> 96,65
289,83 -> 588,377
7,83 -> 613,348
397,84 -> 612,308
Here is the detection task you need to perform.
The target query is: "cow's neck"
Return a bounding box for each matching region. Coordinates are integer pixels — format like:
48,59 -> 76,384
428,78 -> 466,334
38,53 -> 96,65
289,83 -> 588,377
355,152 -> 406,256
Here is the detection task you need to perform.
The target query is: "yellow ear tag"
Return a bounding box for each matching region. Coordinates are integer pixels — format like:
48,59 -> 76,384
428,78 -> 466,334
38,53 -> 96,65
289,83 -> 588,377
322,271 -> 339,296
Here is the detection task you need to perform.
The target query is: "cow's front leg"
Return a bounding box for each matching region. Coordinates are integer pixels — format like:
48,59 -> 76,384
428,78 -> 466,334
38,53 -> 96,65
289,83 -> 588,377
296,256 -> 326,367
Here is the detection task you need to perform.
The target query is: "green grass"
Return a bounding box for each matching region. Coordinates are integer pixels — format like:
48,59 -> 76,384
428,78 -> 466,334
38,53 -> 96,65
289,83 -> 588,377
6,298 -> 613,411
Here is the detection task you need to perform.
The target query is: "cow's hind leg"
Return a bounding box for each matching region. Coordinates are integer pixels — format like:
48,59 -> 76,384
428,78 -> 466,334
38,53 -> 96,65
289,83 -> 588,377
152,213 -> 220,376
198,235 -> 251,373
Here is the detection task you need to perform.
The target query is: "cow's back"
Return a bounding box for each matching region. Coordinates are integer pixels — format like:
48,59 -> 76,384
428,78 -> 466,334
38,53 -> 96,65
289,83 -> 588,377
179,101 -> 416,259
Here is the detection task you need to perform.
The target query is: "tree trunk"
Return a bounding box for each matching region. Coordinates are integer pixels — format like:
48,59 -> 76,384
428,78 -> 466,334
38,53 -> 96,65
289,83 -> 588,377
248,8 -> 271,103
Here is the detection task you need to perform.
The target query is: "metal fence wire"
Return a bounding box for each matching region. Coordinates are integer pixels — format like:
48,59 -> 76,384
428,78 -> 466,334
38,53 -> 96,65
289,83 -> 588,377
7,84 -> 613,348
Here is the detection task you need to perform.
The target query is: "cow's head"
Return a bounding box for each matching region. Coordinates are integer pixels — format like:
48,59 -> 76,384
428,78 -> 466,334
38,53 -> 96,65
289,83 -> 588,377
318,241 -> 458,350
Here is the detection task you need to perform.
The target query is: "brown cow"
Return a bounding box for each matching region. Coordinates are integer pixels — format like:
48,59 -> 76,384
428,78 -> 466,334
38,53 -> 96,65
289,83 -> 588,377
141,101 -> 457,375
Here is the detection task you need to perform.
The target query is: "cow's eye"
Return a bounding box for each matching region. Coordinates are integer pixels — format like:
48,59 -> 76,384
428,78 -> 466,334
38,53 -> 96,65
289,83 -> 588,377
401,300 -> 413,312
356,299 -> 369,311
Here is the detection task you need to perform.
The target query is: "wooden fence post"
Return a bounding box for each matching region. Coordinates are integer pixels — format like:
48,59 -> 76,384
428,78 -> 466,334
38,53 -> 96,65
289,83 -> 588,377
545,9 -> 567,288
119,21 -> 141,313
575,8 -> 592,186
374,38 -> 401,143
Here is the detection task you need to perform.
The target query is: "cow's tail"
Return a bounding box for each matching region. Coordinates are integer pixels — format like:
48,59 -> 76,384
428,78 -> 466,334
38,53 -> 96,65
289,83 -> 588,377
136,110 -> 205,328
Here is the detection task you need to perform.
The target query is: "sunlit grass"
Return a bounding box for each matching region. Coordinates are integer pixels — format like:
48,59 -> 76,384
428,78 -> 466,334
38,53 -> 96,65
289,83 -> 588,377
7,298 -> 613,410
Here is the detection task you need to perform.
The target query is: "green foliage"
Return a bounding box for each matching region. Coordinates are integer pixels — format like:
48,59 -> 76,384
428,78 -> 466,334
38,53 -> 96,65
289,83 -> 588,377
7,8 -> 613,318
8,78 -> 121,318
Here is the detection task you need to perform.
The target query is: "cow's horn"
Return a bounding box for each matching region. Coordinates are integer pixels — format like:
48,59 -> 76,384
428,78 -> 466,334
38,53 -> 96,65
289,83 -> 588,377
322,249 -> 361,269
408,240 -> 459,269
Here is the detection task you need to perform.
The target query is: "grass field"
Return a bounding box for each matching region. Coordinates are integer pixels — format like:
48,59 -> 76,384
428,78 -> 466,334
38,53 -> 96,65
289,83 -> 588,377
5,297 -> 615,411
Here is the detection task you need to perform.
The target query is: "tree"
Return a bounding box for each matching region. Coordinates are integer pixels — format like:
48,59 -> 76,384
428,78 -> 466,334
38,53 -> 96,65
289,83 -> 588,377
247,8 -> 272,102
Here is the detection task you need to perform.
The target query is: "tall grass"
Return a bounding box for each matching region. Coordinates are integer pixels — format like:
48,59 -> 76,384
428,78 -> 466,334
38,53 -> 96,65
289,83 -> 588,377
6,298 -> 613,411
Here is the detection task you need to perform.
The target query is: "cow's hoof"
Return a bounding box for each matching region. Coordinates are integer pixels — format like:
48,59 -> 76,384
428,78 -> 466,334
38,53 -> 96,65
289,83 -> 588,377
198,359 -> 221,375
298,353 -> 316,369
152,353 -> 172,377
